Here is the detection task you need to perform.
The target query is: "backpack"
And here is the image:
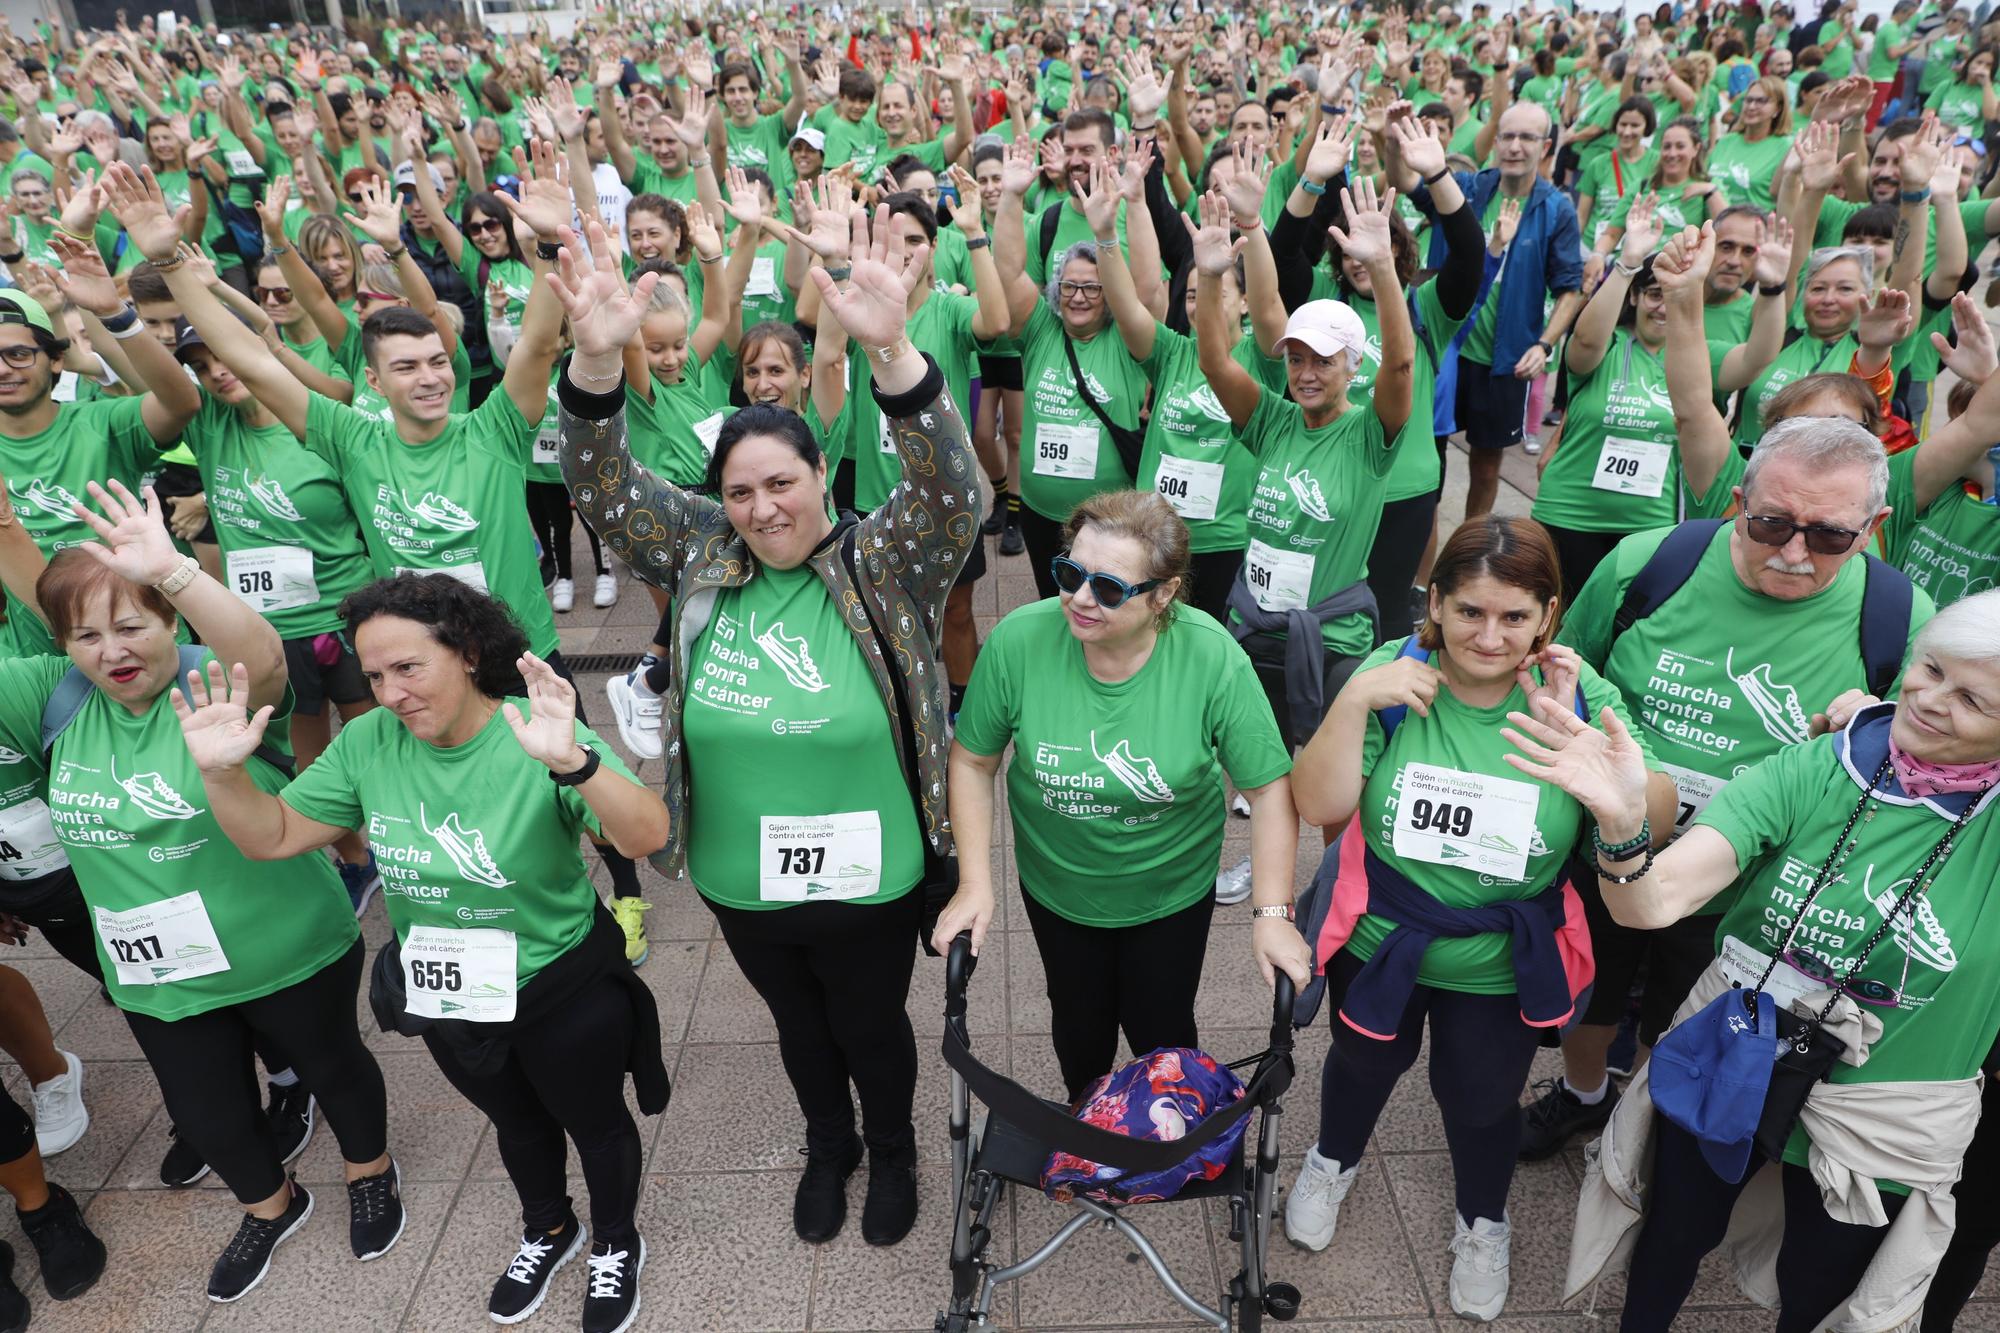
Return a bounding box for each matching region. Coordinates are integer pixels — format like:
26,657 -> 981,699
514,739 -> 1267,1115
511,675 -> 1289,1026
41,644 -> 295,778
1608,518 -> 1914,700
1037,199 -> 1064,274
1289,638 -> 1589,1026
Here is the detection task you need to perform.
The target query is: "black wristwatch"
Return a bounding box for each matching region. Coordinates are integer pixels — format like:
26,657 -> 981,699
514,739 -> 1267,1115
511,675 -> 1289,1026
1757,282 -> 1788,297
549,745 -> 602,787
1534,339 -> 1555,357
534,239 -> 562,262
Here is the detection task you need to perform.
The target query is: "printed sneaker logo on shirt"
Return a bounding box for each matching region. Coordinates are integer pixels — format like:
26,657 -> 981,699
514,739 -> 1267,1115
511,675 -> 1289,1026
1865,865 -> 1959,973
1090,730 -> 1174,804
1726,648 -> 1812,746
18,478 -> 85,519
1284,465 -> 1334,522
403,490 -> 480,533
0,745 -> 25,765
1082,371 -> 1116,406
419,802 -> 513,888
111,758 -> 202,822
751,615 -> 829,693
1185,383 -> 1232,423
247,472 -> 304,522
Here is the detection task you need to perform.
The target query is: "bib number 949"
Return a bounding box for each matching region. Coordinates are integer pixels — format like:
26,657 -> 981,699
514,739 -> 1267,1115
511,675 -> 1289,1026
1406,798 -> 1472,838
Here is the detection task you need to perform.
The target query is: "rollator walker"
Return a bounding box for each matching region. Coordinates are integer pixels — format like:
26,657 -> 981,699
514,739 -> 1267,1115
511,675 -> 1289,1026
935,933 -> 1303,1331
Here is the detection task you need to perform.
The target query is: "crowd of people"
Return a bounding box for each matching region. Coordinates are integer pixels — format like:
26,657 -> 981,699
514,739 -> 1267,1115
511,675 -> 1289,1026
0,0 -> 1989,1329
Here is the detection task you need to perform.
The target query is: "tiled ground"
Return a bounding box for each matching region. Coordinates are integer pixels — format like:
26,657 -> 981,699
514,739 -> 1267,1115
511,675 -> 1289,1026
2,446 -> 1994,1331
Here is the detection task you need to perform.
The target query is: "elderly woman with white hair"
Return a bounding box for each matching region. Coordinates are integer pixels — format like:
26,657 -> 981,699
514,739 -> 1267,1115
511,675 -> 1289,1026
1503,584 -> 2000,1333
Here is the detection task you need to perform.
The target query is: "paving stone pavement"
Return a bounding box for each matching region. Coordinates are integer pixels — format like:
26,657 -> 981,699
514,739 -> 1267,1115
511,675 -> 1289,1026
3,446 -> 1995,1331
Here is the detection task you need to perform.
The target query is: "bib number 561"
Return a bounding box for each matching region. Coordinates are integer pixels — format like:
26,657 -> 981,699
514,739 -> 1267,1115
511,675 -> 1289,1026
410,959 -> 462,992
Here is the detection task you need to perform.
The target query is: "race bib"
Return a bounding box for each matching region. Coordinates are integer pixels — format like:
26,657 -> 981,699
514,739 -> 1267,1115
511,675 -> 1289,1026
1717,933 -> 1814,1011
533,434 -> 561,465
400,925 -> 517,1022
1243,537 -> 1315,612
0,799 -> 66,881
51,371 -> 76,404
226,544 -> 319,614
879,414 -> 898,455
1590,434 -> 1670,499
1664,762 -> 1728,839
1391,763 -> 1540,881
94,891 -> 231,987
759,812 -> 882,902
692,411 -> 726,458
1153,455 -> 1223,521
224,148 -> 259,177
746,255 -> 779,298
393,561 -> 489,593
1032,421 -> 1100,480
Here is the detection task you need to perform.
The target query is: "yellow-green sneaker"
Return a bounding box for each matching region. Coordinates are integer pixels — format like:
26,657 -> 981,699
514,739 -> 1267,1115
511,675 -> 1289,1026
610,896 -> 651,967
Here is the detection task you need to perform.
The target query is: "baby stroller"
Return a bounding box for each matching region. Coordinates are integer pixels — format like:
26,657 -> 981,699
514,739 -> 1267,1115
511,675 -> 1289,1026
935,933 -> 1302,1331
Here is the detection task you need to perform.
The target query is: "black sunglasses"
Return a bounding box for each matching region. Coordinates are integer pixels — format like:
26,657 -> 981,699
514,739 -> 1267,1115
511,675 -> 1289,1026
465,217 -> 506,236
1050,555 -> 1161,609
1740,512 -> 1867,556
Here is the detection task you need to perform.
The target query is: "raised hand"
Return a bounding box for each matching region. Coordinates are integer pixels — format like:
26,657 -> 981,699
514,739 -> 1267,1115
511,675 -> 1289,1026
1752,214 -> 1793,288
547,219 -> 661,359
350,176 -> 405,248
546,78 -> 588,140
99,162 -> 183,263
1219,136 -> 1269,222
46,231 -> 120,314
1120,51 -> 1166,121
685,202 -> 722,263
1327,176 -> 1396,267
1117,133 -> 1155,204
1619,192 -> 1662,265
71,479 -> 182,585
945,163 -> 985,231
1652,222 -> 1712,301
1900,112 -> 1947,189
1489,195 -> 1523,254
499,138 -> 574,241
1932,289 -> 1999,383
1794,119 -> 1853,194
1077,160 -> 1119,241
809,204 -> 925,349
784,174 -> 856,260
55,168 -> 101,235
995,135 -> 1038,199
1500,697 -> 1652,833
173,660 -> 277,774
1303,110 -> 1353,184
667,82 -> 709,148
595,58 -> 623,91
1181,189 -> 1245,277
256,173 -> 292,238
1389,113 -> 1445,184
501,652 -> 585,770
1857,286 -> 1914,351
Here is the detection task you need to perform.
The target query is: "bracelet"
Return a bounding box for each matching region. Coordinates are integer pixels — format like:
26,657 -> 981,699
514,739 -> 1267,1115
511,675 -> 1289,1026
151,252 -> 186,274
1592,819 -> 1651,862
824,264 -> 852,281
534,240 -> 561,262
1901,187 -> 1932,204
1422,167 -> 1450,185
573,368 -> 623,383
98,304 -> 138,334
0,501 -> 17,527
266,242 -> 291,258
548,745 -> 602,787
1611,256 -> 1642,278
696,250 -> 722,265
384,244 -> 408,261
1535,339 -> 1555,356
152,555 -> 200,596
1320,104 -> 1346,116
1300,177 -> 1327,196
109,319 -> 148,340
1250,903 -> 1294,921
0,252 -> 22,265
1596,847 -> 1655,885
53,222 -> 92,243
688,154 -> 711,168
1129,120 -> 1157,133
963,234 -> 990,250
1757,281 -> 1788,297
870,337 -> 913,363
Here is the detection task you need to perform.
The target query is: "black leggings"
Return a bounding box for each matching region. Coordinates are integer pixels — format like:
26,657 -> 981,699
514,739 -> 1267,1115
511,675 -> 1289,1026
1020,507 -> 1065,600
1543,524 -> 1625,606
0,1081 -> 28,1165
424,968 -> 642,1246
541,653 -> 643,901
525,480 -> 605,581
123,938 -> 386,1204
1923,1071 -> 2000,1331
1188,548 -> 1246,625
1020,888 -> 1215,1103
1316,949 -> 1541,1223
1367,489 -> 1440,645
707,892 -> 922,1155
1623,1117 -> 1906,1333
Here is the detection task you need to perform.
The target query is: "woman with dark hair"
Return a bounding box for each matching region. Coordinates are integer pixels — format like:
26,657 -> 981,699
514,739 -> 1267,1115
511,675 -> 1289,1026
553,213 -> 975,1250
180,572 -> 669,1332
1284,514 -> 1678,1321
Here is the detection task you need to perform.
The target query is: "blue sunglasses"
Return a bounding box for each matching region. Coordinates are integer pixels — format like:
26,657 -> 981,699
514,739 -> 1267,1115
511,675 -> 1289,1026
1050,555 -> 1161,609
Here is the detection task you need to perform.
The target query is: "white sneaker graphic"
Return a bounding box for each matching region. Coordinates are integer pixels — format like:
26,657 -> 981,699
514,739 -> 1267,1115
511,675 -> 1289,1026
1284,465 -> 1333,522
1726,647 -> 1811,745
1091,730 -> 1174,803
420,802 -> 513,887
405,491 -> 479,532
752,615 -> 829,693
246,472 -> 303,521
20,478 -> 85,519
112,758 -> 201,821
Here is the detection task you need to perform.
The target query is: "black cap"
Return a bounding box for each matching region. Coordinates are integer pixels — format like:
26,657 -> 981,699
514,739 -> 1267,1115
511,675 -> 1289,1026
171,318 -> 207,362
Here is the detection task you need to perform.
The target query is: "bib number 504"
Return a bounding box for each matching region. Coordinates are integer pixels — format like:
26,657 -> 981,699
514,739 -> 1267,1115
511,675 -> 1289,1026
409,959 -> 463,992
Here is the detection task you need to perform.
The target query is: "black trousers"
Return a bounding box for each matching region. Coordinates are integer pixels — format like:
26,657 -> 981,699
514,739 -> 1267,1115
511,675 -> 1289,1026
1019,888 -> 1215,1103
525,480 -> 605,581
1367,489 -> 1440,645
123,938 -> 387,1204
1923,1072 -> 2000,1330
424,968 -> 643,1246
1622,1117 -> 1906,1333
1316,949 -> 1541,1223
707,892 -> 921,1155
1543,523 -> 1625,606
1188,548 -> 1246,625
1019,507 -> 1065,600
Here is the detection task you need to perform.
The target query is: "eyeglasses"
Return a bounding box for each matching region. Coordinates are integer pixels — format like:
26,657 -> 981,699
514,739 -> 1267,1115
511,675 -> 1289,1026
357,290 -> 402,304
1782,944 -> 1908,1007
346,191 -> 367,203
1740,512 -> 1867,555
255,285 -> 293,303
465,218 -> 506,236
0,345 -> 44,368
1051,555 -> 1161,609
1058,280 -> 1103,300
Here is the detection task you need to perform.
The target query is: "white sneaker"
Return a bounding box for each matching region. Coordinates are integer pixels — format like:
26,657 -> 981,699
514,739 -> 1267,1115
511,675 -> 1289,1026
31,1050 -> 87,1157
1214,856 -> 1254,904
1522,438 -> 1543,456
1448,1212 -> 1511,1321
606,670 -> 665,761
551,577 -> 575,613
593,572 -> 618,608
1230,792 -> 1252,818
1283,1146 -> 1358,1251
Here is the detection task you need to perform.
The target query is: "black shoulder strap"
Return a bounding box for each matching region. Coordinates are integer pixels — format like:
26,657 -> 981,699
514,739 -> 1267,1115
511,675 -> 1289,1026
1060,331 -> 1144,479
1858,553 -> 1916,699
1610,519 -> 1727,642
1037,200 -> 1063,270
41,647 -> 293,777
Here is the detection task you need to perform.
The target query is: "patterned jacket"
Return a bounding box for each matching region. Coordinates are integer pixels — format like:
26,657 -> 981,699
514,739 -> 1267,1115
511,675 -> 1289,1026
556,357 -> 978,878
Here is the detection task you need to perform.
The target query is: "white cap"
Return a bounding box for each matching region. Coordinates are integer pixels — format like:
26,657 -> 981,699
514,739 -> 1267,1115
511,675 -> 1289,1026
393,161 -> 447,194
1276,299 -> 1368,366
789,126 -> 827,152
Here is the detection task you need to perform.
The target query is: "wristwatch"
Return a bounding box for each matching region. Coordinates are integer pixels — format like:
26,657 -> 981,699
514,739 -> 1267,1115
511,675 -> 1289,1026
1534,339 -> 1555,357
1250,904 -> 1294,921
549,745 -> 602,787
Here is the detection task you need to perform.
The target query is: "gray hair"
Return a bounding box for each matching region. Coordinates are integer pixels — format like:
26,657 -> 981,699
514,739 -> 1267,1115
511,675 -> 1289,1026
1743,415 -> 1890,516
1804,244 -> 1875,290
1914,588 -> 2000,666
1045,241 -> 1113,328
73,110 -> 114,137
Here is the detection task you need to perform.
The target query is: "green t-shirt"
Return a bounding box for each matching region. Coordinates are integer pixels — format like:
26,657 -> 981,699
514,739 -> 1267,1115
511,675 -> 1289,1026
1708,132 -> 1794,214
736,237 -> 797,331
1818,22 -> 1858,79
1347,640 -> 1654,992
279,702 -> 637,990
1605,179 -> 1714,238
1574,80 -> 1622,170
301,389 -> 559,657
629,154 -> 701,205
955,600 -> 1290,926
681,562 -> 922,911
1558,523 -> 1934,875
723,112 -> 794,175
626,366 -> 727,489
1018,301 -> 1146,521
1348,284 -> 1464,504
185,393 -> 373,640
839,294 -> 980,511
1926,80 -> 1986,135
821,112 -> 887,180
1532,331 -> 1728,533
458,250 -> 534,330
1868,19 -> 1908,80
1461,193 -> 1513,368
20,653 -> 357,1020
1576,149 -> 1657,247
1699,726 -> 2000,1178
1882,451 -> 2000,607
1026,198 -> 1130,288
0,397 -> 166,657
1233,390 -> 1398,658
1703,291 -> 1754,347
1134,325 -> 1277,554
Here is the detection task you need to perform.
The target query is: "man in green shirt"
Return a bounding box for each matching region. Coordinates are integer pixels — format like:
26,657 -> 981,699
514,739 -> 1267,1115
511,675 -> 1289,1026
1521,416 -> 1932,1160
1866,0 -> 1922,126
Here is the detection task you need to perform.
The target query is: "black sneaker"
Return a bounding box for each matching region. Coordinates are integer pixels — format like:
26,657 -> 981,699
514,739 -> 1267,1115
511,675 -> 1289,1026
18,1182 -> 104,1300
488,1213 -> 585,1325
207,1181 -> 313,1303
160,1125 -> 211,1187
998,520 -> 1025,557
266,1080 -> 316,1165
0,1242 -> 27,1333
982,502 -> 1005,537
347,1159 -> 405,1261
1518,1077 -> 1618,1161
581,1234 -> 645,1333
860,1143 -> 919,1247
793,1137 -> 863,1243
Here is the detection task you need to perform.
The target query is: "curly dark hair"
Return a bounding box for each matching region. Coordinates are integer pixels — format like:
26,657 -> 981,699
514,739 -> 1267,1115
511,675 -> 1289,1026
339,574 -> 528,698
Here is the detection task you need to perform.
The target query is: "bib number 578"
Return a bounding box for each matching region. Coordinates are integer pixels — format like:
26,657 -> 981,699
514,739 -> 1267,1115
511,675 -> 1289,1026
410,959 -> 462,992
237,569 -> 275,594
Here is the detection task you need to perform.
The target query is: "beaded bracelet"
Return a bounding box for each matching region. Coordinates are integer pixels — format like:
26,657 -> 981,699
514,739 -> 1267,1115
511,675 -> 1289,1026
1592,819 -> 1651,862
1596,848 -> 1655,885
